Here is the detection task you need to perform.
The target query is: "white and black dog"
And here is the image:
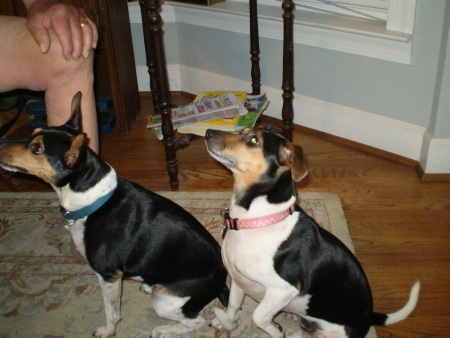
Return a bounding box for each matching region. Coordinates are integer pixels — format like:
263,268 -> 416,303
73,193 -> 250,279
0,92 -> 228,337
205,127 -> 419,338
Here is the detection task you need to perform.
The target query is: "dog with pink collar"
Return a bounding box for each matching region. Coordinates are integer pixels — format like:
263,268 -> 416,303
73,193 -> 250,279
205,127 -> 420,338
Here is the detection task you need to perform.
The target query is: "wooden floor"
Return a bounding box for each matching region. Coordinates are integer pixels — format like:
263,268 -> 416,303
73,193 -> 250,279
1,93 -> 449,337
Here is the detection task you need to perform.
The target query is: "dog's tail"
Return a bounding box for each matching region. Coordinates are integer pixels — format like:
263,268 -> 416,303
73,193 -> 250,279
218,284 -> 230,308
371,280 -> 420,326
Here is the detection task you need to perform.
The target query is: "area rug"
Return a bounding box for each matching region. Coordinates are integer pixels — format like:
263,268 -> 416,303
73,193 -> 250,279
0,191 -> 377,337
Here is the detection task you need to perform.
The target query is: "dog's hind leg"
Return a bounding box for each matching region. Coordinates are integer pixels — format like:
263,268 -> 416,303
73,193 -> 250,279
150,285 -> 206,338
94,274 -> 123,338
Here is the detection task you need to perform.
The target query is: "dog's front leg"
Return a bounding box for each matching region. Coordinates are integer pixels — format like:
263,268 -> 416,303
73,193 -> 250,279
252,288 -> 298,338
211,281 -> 245,331
93,274 -> 122,338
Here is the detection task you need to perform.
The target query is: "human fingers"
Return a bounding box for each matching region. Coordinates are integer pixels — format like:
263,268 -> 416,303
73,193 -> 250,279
66,9 -> 97,59
26,11 -> 52,54
78,10 -> 97,59
50,13 -> 75,60
67,12 -> 89,60
38,3 -> 95,60
86,16 -> 99,50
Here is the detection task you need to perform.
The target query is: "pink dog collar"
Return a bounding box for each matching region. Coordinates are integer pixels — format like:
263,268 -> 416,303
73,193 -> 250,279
221,204 -> 295,232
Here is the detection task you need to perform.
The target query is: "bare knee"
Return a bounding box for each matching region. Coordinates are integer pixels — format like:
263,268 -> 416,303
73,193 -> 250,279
46,44 -> 94,84
0,16 -> 93,91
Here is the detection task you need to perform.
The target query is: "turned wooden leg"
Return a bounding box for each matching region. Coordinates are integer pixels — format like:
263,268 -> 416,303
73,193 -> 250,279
281,0 -> 295,142
249,0 -> 261,96
139,1 -> 160,116
140,0 -> 179,190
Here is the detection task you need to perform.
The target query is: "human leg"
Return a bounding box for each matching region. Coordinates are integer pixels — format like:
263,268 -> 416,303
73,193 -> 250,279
1,15 -> 96,263
0,15 -> 98,152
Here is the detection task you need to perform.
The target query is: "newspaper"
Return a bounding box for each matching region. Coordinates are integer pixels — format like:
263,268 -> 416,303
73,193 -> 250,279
146,92 -> 247,130
177,93 -> 269,137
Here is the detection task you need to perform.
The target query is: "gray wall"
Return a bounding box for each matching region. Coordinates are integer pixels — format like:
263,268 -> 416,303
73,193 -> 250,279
432,1 -> 450,138
131,21 -> 180,66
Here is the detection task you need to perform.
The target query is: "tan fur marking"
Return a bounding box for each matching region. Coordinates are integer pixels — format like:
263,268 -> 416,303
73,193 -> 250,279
111,270 -> 124,283
0,135 -> 58,184
290,144 -> 308,182
65,134 -> 86,168
220,130 -> 269,192
32,128 -> 43,135
153,284 -> 180,297
71,92 -> 82,116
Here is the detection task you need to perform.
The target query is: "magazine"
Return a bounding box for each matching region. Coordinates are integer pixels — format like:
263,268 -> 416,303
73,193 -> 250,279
190,91 -> 248,130
146,92 -> 247,130
233,94 -> 269,132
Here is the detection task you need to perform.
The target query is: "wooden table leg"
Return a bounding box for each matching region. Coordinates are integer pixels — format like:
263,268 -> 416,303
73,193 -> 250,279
139,1 -> 160,116
249,0 -> 261,96
281,0 -> 295,142
140,0 -> 179,190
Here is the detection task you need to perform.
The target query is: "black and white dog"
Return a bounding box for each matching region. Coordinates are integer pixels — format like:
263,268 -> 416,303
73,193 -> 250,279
205,127 -> 419,338
0,92 -> 228,337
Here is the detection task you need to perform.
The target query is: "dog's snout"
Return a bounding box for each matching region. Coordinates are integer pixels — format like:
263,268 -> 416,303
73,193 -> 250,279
205,129 -> 223,140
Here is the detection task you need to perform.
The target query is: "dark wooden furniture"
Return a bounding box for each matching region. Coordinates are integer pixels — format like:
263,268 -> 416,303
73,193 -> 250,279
140,0 -> 295,190
94,0 -> 140,133
1,0 -> 140,134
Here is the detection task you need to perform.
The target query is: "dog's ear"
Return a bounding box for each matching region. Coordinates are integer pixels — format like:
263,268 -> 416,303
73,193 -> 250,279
280,143 -> 308,182
63,92 -> 82,132
291,145 -> 308,182
261,125 -> 283,135
65,133 -> 87,169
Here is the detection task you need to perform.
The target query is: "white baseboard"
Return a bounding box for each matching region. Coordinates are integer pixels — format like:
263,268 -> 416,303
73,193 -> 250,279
135,64 -> 449,174
289,95 -> 426,161
420,135 -> 450,174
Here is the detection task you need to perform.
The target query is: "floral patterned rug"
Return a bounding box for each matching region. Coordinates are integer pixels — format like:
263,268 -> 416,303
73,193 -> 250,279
0,191 -> 376,337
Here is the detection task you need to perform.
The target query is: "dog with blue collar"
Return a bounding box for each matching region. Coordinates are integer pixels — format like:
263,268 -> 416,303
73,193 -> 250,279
0,92 -> 229,337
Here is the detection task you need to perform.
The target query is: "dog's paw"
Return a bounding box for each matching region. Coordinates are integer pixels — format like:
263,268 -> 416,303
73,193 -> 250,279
286,333 -> 305,338
92,326 -> 115,338
151,317 -> 206,337
140,284 -> 153,295
150,326 -> 174,338
211,307 -> 241,331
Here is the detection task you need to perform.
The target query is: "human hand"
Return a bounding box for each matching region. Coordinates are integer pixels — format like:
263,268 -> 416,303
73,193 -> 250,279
25,0 -> 99,60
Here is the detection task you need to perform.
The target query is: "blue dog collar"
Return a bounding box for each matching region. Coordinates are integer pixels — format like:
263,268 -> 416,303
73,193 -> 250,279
60,188 -> 116,225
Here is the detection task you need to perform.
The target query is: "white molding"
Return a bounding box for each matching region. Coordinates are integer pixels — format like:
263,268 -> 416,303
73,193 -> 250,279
230,0 -> 417,34
273,89 -> 425,161
387,0 -> 417,34
136,64 -> 432,164
420,137 -> 450,174
128,1 -> 412,64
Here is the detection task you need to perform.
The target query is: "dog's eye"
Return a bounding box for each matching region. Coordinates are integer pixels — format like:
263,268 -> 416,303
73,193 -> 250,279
248,136 -> 258,146
30,143 -> 43,155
